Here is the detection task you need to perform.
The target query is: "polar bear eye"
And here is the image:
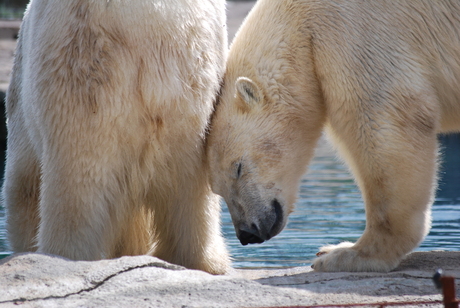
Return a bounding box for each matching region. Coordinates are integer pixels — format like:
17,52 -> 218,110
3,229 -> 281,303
232,161 -> 243,180
236,162 -> 242,179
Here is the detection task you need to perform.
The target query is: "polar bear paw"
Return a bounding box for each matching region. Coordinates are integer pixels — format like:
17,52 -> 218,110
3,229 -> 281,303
312,242 -> 397,272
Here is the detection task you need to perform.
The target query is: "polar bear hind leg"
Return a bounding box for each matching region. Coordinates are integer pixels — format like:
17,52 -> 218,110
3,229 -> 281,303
3,120 -> 41,253
149,168 -> 230,275
3,37 -> 41,253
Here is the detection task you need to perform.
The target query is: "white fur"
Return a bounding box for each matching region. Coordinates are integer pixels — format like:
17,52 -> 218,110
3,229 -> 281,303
3,0 -> 230,274
208,0 -> 460,272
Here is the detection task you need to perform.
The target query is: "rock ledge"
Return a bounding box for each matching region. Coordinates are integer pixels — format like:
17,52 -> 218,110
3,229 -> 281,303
1,251 -> 459,307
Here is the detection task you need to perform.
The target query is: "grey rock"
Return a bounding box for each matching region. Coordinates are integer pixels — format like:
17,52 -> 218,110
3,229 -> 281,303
0,253 -> 314,308
1,251 -> 459,308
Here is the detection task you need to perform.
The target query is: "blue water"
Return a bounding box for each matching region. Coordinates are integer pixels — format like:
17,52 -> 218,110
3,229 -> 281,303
0,135 -> 459,268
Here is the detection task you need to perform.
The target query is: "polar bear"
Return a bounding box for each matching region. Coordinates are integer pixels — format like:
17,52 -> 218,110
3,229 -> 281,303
3,0 -> 230,274
207,0 -> 460,272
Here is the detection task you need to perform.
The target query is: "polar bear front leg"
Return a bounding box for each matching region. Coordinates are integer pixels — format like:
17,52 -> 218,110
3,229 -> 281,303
313,103 -> 438,272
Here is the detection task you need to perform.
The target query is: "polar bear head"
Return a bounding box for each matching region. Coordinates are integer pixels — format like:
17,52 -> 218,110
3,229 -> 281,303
208,75 -> 320,246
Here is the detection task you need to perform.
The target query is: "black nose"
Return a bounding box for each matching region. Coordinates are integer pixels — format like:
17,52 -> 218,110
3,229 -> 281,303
238,224 -> 265,245
237,199 -> 284,245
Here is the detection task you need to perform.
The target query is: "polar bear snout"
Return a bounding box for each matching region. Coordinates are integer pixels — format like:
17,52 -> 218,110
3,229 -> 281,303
236,198 -> 284,246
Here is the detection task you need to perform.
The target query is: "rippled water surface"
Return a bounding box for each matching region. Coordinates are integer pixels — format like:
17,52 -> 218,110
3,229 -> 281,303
0,136 -> 459,267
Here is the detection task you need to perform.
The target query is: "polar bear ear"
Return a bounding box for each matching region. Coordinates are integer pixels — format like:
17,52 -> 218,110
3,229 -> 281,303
235,77 -> 262,110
